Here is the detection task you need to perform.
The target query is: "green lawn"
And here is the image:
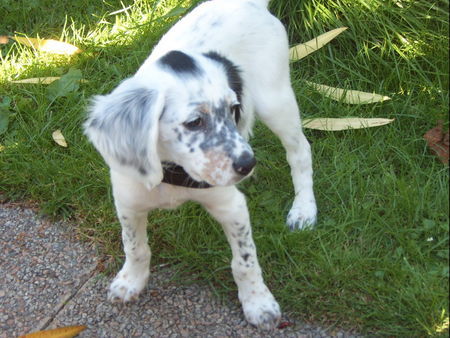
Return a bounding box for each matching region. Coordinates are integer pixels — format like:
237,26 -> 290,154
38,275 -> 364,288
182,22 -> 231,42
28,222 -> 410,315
0,0 -> 448,335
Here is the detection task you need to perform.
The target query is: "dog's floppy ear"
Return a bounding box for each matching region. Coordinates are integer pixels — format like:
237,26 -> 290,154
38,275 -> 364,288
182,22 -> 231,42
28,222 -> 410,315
84,77 -> 165,189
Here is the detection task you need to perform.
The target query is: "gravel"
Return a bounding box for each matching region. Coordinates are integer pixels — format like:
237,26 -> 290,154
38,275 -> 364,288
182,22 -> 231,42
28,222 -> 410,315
0,205 -> 98,338
0,204 -> 361,337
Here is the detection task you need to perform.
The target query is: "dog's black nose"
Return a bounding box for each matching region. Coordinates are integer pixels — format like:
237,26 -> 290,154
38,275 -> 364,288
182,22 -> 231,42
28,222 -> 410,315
233,152 -> 256,176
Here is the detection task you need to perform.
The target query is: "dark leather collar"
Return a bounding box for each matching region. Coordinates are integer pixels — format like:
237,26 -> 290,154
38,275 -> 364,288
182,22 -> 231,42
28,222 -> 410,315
161,162 -> 212,189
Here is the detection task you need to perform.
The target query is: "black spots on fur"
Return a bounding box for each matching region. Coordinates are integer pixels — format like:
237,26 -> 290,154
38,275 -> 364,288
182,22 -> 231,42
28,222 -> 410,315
203,51 -> 243,121
138,167 -> 147,175
242,253 -> 250,262
173,127 -> 183,142
210,20 -> 222,28
89,118 -> 99,128
159,50 -> 201,75
198,100 -> 239,156
239,240 -> 251,249
236,224 -> 247,236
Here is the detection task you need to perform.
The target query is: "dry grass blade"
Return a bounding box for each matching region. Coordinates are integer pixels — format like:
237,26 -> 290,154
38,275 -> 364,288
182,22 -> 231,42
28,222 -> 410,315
303,117 -> 395,131
289,27 -> 348,60
11,77 -> 61,84
12,36 -> 82,55
19,325 -> 86,338
305,81 -> 391,104
11,77 -> 87,85
52,130 -> 68,147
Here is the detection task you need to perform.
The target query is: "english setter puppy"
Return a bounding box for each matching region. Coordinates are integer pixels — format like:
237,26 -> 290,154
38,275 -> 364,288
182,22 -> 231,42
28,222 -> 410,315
84,0 -> 316,330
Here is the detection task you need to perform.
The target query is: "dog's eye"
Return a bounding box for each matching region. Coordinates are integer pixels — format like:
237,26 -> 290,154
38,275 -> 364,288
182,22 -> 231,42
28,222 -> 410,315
231,104 -> 241,115
231,104 -> 241,123
183,117 -> 203,130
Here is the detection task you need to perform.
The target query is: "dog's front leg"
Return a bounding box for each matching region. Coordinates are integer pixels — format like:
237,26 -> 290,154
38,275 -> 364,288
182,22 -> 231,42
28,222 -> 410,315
108,204 -> 151,302
198,186 -> 281,330
108,171 -> 152,302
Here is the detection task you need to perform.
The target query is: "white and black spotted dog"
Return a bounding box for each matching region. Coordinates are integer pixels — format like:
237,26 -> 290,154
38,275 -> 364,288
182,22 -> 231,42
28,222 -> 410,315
84,0 -> 317,330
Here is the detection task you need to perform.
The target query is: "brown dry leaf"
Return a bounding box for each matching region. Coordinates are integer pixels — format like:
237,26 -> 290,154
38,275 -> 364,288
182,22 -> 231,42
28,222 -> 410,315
423,121 -> 449,164
289,27 -> 348,60
12,36 -> 82,55
11,77 -> 61,84
303,117 -> 395,131
305,81 -> 391,104
19,325 -> 86,338
52,129 -> 68,147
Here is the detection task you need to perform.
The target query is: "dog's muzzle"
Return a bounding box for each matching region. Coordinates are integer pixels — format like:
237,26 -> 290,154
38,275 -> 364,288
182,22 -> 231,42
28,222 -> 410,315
161,150 -> 256,189
232,151 -> 256,176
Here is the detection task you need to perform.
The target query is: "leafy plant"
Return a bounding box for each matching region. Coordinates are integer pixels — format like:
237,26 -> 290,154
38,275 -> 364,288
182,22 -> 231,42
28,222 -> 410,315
0,96 -> 12,135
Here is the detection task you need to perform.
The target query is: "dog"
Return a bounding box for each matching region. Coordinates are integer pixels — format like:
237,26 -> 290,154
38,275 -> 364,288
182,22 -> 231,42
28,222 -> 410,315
84,0 -> 317,330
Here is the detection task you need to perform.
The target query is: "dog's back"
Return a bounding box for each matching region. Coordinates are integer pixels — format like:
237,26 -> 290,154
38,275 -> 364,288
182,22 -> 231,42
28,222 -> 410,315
141,0 -> 289,77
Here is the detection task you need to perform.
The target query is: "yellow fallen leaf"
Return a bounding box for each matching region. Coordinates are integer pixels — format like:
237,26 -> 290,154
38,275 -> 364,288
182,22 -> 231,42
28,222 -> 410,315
302,117 -> 395,131
11,77 -> 61,84
12,36 -> 82,55
19,325 -> 86,338
11,77 -> 87,85
305,81 -> 391,104
52,130 -> 68,147
289,27 -> 348,61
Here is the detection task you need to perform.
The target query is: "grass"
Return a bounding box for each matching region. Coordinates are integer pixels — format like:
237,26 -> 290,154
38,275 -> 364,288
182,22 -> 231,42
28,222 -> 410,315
0,0 -> 448,335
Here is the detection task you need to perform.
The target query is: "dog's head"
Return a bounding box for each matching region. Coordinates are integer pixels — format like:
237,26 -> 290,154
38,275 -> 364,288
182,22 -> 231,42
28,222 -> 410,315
84,50 -> 255,189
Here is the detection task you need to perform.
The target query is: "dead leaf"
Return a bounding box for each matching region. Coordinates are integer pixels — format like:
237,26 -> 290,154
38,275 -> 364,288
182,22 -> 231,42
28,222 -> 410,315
11,77 -> 87,85
423,121 -> 449,164
289,27 -> 348,61
0,35 -> 9,44
305,81 -> 391,104
11,36 -> 82,55
19,325 -> 86,338
52,130 -> 68,147
303,117 -> 395,131
11,77 -> 61,84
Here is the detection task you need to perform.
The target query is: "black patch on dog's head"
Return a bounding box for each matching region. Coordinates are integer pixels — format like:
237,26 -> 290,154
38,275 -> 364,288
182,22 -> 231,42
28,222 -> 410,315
204,51 -> 243,123
159,50 -> 200,75
203,51 -> 243,103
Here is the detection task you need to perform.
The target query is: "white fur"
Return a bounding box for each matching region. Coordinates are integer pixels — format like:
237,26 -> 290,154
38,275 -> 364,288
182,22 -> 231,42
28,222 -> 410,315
85,0 -> 317,331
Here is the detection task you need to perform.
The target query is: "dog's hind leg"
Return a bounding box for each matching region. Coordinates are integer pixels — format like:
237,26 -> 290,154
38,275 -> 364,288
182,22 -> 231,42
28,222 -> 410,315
194,186 -> 281,330
254,84 -> 317,230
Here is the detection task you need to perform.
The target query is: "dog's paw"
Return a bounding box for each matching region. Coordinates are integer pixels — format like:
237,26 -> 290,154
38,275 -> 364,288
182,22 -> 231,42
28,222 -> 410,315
286,199 -> 317,230
108,270 -> 149,303
242,292 -> 281,330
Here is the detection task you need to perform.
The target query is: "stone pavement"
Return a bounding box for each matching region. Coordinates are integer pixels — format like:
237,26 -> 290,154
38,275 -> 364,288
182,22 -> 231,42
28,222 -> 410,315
0,204 -> 360,337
